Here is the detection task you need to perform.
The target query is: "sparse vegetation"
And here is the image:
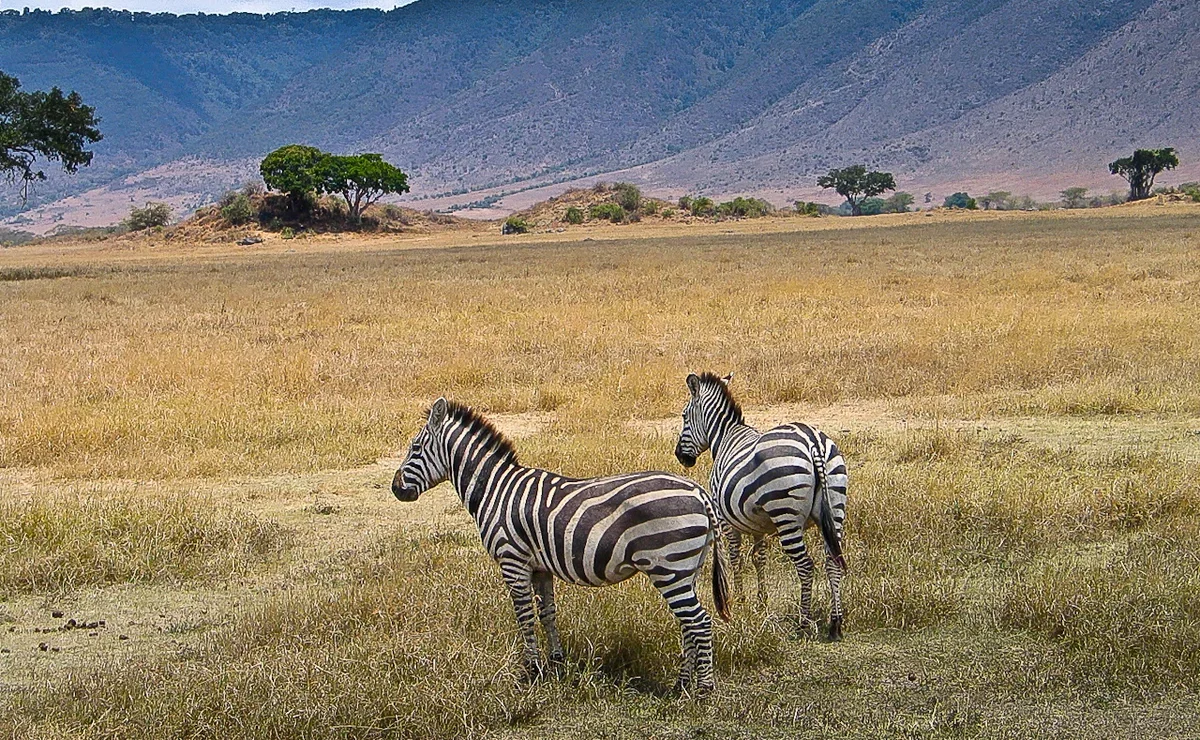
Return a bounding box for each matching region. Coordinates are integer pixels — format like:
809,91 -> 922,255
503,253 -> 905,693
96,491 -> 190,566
124,202 -> 173,230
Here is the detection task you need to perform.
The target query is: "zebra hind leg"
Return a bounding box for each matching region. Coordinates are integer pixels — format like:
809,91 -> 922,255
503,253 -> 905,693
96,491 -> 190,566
825,550 -> 846,641
750,536 -> 769,609
499,561 -> 543,680
649,572 -> 716,697
532,570 -> 565,663
777,524 -> 817,635
724,527 -> 745,600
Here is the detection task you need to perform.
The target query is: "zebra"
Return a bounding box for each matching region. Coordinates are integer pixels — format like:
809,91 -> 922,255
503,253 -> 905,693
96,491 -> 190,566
673,372 -> 849,640
392,398 -> 733,695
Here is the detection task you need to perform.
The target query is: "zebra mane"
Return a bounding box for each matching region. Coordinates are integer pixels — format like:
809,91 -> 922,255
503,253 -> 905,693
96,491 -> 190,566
441,400 -> 520,465
697,372 -> 744,424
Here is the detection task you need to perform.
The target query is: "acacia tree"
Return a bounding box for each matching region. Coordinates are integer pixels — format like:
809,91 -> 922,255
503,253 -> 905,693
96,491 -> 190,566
979,191 -> 1011,211
321,153 -> 409,221
0,71 -> 102,203
1109,148 -> 1178,201
817,165 -> 896,216
1061,187 -> 1089,209
260,144 -> 327,215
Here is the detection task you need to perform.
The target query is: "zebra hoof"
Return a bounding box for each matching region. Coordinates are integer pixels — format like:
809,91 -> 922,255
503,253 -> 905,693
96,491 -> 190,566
519,659 -> 546,683
548,650 -> 566,665
827,616 -> 843,642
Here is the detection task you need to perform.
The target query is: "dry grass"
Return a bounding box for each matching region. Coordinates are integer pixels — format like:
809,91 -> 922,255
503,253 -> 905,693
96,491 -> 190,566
2,207 -> 1200,737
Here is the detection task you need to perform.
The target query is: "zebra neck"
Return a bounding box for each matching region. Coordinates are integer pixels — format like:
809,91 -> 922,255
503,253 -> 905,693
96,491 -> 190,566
447,443 -> 520,518
711,419 -> 756,458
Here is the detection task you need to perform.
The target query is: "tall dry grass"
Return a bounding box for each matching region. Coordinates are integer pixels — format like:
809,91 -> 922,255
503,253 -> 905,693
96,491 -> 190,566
2,213 -> 1199,478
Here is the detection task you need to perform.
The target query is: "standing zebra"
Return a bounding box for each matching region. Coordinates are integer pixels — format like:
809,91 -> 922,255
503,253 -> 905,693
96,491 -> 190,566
392,398 -> 732,695
674,373 -> 849,640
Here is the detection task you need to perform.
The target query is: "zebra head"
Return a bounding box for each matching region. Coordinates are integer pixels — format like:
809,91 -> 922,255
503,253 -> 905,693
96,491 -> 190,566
392,398 -> 452,502
675,372 -> 733,467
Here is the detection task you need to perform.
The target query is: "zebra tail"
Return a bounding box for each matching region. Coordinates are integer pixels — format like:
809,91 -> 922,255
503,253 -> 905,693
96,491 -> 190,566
813,439 -> 847,573
703,497 -> 733,622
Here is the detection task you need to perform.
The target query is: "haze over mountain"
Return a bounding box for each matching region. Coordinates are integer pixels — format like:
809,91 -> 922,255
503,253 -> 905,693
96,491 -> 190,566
2,0 -> 1197,231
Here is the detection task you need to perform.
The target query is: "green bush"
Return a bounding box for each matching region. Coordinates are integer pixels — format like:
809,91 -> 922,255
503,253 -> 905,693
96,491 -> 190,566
125,202 -> 173,231
220,192 -> 255,226
678,196 -> 692,211
794,201 -> 822,217
564,206 -> 584,225
716,196 -> 773,218
280,226 -> 296,240
1181,182 -> 1200,203
613,183 -> 642,212
859,197 -> 887,216
641,200 -> 659,216
661,208 -> 676,219
503,216 -> 530,234
689,196 -> 715,217
944,192 -> 977,210
589,202 -> 626,223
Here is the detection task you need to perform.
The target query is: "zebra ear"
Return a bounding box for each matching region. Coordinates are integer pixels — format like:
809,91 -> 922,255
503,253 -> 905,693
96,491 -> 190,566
428,398 -> 449,428
686,373 -> 701,396
721,373 -> 734,385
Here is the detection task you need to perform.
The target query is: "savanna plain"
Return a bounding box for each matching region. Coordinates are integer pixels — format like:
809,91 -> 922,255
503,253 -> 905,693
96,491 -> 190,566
1,206 -> 1199,738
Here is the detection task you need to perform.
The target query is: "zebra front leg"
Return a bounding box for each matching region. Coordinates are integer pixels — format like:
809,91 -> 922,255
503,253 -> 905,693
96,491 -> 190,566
650,572 -> 716,696
499,561 -> 542,679
778,525 -> 816,634
825,550 -> 846,641
532,570 -> 565,663
750,536 -> 769,608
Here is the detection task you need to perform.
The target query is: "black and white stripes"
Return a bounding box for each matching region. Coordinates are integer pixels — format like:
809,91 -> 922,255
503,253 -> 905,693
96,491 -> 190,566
675,372 -> 849,640
393,398 -> 732,695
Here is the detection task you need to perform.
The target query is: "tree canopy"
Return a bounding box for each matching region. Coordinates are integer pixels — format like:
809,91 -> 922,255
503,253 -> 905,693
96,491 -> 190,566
322,154 -> 409,221
1109,148 -> 1178,201
0,71 -> 102,203
817,165 -> 896,216
260,145 -> 409,220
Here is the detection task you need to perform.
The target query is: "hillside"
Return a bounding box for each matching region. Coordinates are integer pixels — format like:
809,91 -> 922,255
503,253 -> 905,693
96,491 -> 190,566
2,0 -> 1198,231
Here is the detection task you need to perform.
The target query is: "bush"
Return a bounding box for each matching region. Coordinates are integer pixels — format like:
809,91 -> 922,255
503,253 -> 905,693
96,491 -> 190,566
943,192 -> 977,210
280,226 -> 295,240
716,196 -> 773,218
125,202 -> 173,231
613,182 -> 642,212
794,201 -> 822,217
858,197 -> 887,216
1181,182 -> 1200,203
641,200 -> 659,216
661,208 -> 676,219
678,196 -> 692,211
589,202 -> 626,223
220,192 -> 255,226
564,206 -> 584,225
689,197 -> 715,217
502,216 -> 530,234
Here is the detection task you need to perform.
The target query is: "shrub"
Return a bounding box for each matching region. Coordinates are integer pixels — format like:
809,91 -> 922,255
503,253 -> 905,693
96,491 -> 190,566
641,200 -> 659,216
125,202 -> 173,231
589,202 -> 626,223
678,196 -> 692,211
220,192 -> 255,226
503,216 -> 530,234
661,208 -> 676,219
1181,182 -> 1200,203
564,206 -> 584,225
613,182 -> 642,212
794,201 -> 822,217
689,196 -> 715,217
858,197 -> 887,216
280,226 -> 296,239
716,196 -> 773,218
943,192 -> 977,210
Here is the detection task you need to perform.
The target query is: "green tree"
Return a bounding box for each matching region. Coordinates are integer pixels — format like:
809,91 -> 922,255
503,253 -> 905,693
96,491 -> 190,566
321,154 -> 409,222
125,202 -> 172,231
817,165 -> 896,216
979,191 -> 1011,210
859,197 -> 887,216
1061,186 -> 1089,209
689,196 -> 715,216
1,70 -> 102,203
613,183 -> 642,213
884,191 -> 914,213
260,144 -> 327,215
1109,148 -> 1178,201
943,192 -> 977,209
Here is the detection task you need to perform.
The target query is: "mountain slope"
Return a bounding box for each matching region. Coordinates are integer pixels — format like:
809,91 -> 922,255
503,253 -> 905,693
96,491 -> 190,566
1,0 -> 1196,228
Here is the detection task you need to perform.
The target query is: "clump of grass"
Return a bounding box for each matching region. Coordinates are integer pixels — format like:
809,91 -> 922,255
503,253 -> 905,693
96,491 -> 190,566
0,493 -> 289,593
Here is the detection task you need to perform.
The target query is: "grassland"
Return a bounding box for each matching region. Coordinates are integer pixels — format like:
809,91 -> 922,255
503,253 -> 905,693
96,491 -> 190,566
1,206 -> 1199,738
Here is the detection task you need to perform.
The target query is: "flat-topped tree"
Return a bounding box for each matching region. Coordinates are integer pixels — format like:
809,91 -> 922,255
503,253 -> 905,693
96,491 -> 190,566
1109,148 -> 1178,201
817,165 -> 896,216
322,154 -> 409,222
0,71 -> 101,203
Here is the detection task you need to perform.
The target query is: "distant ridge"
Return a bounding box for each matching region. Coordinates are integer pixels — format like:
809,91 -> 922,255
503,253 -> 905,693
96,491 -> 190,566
2,0 -> 1197,231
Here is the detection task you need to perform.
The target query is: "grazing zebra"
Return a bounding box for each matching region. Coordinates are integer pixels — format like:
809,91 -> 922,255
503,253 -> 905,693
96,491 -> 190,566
392,398 -> 732,695
674,373 -> 849,640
